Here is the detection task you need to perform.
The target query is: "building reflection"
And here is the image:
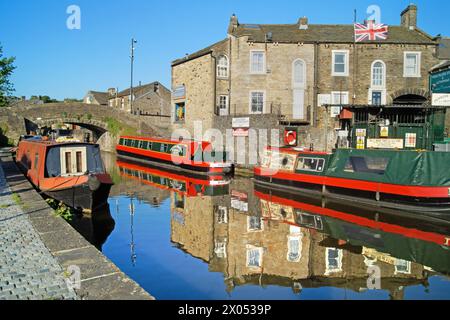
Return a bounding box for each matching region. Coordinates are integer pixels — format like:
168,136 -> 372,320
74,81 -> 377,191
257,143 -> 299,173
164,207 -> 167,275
170,179 -> 450,300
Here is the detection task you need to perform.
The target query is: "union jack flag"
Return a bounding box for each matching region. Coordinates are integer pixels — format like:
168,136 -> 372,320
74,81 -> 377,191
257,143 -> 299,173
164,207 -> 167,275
354,20 -> 389,42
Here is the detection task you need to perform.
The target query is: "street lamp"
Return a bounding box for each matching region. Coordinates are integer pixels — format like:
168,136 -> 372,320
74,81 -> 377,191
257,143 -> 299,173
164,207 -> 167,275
130,38 -> 137,114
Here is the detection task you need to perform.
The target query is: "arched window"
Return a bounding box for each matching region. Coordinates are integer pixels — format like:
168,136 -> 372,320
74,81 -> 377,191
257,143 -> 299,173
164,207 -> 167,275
371,60 -> 386,87
217,55 -> 229,78
292,59 -> 306,87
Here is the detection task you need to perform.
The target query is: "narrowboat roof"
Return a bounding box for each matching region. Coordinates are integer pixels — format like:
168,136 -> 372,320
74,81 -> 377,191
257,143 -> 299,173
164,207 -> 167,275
120,136 -> 212,149
19,139 -> 98,148
267,146 -> 331,156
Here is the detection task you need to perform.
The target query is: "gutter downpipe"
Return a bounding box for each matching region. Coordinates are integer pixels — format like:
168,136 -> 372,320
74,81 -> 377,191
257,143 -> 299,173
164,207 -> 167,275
313,41 -> 319,127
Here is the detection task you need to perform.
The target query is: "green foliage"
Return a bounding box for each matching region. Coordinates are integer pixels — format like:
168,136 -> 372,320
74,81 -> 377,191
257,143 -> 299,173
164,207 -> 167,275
46,198 -> 74,222
0,44 -> 16,107
86,113 -> 92,120
11,193 -> 22,206
0,122 -> 12,147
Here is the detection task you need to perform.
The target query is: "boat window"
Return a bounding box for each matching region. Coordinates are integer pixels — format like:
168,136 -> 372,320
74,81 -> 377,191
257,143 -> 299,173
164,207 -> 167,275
125,139 -> 133,147
297,157 -> 325,172
160,144 -> 169,153
59,147 -> 88,176
119,138 -> 124,145
147,142 -> 153,150
344,156 -> 389,175
152,142 -> 161,152
141,141 -> 149,150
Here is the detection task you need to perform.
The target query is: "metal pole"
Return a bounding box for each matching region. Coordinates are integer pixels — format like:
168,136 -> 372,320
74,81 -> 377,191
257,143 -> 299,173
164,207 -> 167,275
130,38 -> 137,114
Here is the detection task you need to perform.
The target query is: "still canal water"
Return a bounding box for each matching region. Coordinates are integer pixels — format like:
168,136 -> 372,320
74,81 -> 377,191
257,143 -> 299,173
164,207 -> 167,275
77,152 -> 450,300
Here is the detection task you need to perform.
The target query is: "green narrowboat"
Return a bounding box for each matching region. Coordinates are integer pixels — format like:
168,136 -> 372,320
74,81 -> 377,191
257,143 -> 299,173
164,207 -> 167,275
254,146 -> 450,215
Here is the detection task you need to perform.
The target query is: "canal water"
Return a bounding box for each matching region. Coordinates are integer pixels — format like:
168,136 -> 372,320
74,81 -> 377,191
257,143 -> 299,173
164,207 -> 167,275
76,152 -> 450,300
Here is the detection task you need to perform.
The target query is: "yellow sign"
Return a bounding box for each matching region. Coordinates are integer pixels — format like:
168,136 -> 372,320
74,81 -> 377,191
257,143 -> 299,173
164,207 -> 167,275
380,127 -> 389,138
356,137 -> 365,149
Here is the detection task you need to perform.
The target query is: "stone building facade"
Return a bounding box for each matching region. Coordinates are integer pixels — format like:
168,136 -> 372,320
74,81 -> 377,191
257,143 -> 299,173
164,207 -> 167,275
109,82 -> 171,117
171,4 -> 442,161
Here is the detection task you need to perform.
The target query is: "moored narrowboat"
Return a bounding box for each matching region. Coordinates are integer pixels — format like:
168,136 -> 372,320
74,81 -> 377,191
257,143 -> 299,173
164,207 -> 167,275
16,139 -> 113,212
254,146 -> 450,214
116,136 -> 234,176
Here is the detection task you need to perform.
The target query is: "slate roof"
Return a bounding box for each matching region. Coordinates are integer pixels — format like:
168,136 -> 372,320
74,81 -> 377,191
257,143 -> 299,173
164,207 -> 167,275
116,82 -> 170,98
172,21 -> 437,66
87,91 -> 109,105
172,39 -> 229,66
232,23 -> 436,44
438,38 -> 450,60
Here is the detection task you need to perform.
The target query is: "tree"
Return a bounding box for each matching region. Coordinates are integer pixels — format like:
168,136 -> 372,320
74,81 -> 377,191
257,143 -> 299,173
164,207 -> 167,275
0,44 -> 16,107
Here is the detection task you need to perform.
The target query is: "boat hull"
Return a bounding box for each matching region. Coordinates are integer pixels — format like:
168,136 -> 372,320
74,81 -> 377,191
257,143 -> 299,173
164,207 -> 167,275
254,172 -> 450,217
43,180 -> 112,212
117,150 -> 233,176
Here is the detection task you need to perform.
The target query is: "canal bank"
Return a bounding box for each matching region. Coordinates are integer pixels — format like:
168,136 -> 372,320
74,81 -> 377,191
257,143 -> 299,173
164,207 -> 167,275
0,152 -> 153,300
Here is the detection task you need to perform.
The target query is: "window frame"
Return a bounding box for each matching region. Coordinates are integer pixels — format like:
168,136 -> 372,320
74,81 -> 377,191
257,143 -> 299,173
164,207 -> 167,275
217,55 -> 229,78
330,91 -> 349,117
292,58 -> 307,88
371,60 -> 386,88
249,90 -> 266,114
403,51 -> 421,78
332,50 -> 349,77
250,50 -> 266,75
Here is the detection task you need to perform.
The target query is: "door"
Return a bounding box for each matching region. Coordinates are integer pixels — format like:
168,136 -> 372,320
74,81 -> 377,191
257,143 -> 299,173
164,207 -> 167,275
293,89 -> 305,119
60,147 -> 87,176
372,91 -> 382,106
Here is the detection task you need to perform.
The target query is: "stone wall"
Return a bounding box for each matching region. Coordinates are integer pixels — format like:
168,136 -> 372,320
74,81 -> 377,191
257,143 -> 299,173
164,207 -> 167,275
230,37 -> 315,121
171,54 -> 215,135
317,43 -> 439,105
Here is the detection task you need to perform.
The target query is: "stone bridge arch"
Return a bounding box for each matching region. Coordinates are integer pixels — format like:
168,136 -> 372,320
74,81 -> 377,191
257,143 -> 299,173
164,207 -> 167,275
0,102 -> 170,150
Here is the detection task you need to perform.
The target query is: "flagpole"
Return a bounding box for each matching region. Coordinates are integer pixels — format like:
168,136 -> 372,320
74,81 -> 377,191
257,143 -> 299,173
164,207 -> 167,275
353,9 -> 357,106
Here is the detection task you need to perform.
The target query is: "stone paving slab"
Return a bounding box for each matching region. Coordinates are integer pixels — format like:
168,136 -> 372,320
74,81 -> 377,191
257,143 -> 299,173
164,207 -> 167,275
0,156 -> 154,300
0,163 -> 78,300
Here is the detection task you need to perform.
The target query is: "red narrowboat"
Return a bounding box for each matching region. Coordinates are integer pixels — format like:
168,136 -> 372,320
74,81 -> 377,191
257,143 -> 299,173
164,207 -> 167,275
16,139 -> 113,212
116,136 -> 234,175
254,146 -> 450,215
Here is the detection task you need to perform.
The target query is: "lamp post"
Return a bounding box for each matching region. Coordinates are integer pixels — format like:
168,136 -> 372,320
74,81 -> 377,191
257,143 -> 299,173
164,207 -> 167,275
130,38 -> 137,114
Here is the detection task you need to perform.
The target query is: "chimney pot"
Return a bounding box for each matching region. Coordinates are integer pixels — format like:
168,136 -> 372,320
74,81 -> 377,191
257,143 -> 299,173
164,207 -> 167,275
299,16 -> 308,30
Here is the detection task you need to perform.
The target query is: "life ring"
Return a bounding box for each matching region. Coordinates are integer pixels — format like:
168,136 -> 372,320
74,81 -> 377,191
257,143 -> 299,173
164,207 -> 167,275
285,130 -> 297,146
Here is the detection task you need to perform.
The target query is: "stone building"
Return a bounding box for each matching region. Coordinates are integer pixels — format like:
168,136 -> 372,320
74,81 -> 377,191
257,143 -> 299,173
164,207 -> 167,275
109,82 -> 171,116
171,4 -> 442,160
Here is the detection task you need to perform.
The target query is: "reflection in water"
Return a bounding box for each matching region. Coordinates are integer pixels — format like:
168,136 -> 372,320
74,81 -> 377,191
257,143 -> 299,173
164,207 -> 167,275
70,205 -> 116,251
97,152 -> 450,300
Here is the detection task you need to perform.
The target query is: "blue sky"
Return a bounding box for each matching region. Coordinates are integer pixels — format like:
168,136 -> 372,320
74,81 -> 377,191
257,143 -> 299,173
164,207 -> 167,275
0,0 -> 449,100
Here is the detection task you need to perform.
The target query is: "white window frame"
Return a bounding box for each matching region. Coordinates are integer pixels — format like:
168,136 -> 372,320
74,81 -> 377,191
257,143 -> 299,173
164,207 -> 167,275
403,51 -> 421,78
330,91 -> 349,117
250,50 -> 266,74
218,95 -> 229,116
217,55 -> 229,78
214,240 -> 227,259
332,50 -> 349,77
394,259 -> 412,275
60,147 -> 87,177
325,248 -> 343,275
371,60 -> 386,88
247,215 -> 264,232
249,90 -> 266,114
246,245 -> 264,269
